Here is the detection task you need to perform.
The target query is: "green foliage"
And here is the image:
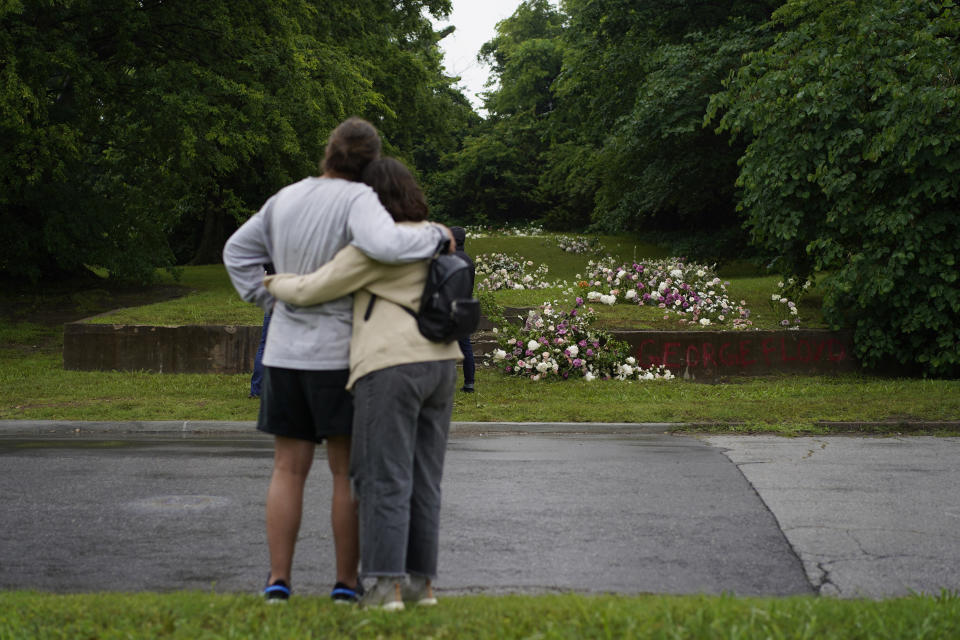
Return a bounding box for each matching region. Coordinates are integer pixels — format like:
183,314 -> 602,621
429,0 -> 564,225
0,0 -> 471,282
710,0 -> 960,376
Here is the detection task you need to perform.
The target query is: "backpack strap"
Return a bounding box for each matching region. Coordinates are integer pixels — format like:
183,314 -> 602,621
363,293 -> 417,322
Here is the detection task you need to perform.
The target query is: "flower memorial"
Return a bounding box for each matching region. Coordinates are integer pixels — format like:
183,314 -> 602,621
768,277 -> 810,329
486,297 -> 674,382
475,252 -> 557,292
462,224 -> 545,239
577,257 -> 752,327
554,235 -> 606,255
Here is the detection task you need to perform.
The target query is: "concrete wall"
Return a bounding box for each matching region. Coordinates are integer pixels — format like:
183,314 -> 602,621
63,321 -> 856,380
63,323 -> 261,374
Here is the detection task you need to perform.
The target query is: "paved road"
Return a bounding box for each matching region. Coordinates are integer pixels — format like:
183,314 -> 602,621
1,426 -> 957,600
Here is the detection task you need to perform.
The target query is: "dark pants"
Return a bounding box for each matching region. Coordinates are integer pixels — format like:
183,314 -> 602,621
457,336 -> 474,386
250,312 -> 271,397
351,360 -> 456,578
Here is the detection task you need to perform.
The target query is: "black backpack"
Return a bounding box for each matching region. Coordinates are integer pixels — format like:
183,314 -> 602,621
364,251 -> 480,343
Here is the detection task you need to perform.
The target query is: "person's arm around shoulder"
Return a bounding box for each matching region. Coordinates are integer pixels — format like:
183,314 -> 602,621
264,245 -> 379,306
348,187 -> 454,263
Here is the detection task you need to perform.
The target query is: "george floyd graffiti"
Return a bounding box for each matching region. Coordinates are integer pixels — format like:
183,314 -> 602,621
619,330 -> 857,380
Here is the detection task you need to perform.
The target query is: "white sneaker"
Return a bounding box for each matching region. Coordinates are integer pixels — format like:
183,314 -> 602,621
359,577 -> 405,611
402,575 -> 438,606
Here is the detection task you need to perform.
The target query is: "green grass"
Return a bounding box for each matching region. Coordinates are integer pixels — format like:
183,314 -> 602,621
2,590 -> 958,639
76,234 -> 824,331
2,335 -> 958,428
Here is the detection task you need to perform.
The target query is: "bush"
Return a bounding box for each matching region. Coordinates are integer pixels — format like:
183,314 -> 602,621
709,0 -> 960,376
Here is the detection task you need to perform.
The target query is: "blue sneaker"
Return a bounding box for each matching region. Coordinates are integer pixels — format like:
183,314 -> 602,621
331,581 -> 364,604
263,577 -> 291,603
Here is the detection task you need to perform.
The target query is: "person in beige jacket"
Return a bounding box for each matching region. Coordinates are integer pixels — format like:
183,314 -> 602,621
265,157 -> 461,610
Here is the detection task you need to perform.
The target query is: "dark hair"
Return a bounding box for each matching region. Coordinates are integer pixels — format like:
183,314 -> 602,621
361,157 -> 429,222
321,117 -> 381,180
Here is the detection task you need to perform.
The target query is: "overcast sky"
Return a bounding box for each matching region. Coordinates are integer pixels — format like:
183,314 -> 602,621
431,0 -> 527,110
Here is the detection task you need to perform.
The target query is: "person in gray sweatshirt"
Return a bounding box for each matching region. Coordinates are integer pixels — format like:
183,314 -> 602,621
223,117 -> 454,603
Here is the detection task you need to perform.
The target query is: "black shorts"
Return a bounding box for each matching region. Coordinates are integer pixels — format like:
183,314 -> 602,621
257,366 -> 354,443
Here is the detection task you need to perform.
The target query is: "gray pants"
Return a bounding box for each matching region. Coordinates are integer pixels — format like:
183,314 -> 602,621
351,360 -> 456,579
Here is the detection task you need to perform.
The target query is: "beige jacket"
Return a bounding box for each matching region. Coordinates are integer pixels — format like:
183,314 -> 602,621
264,227 -> 462,390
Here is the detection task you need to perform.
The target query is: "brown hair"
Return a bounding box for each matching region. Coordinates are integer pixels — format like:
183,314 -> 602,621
321,117 -> 381,180
361,157 -> 429,222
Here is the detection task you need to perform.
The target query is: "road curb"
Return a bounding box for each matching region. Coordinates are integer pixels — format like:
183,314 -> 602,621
0,420 -> 680,437
1,420 -> 956,438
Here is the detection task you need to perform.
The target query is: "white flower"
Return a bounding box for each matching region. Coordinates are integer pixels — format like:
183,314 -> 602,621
621,364 -> 634,376
567,345 -> 579,358
587,291 -> 601,301
492,327 -> 499,334
696,269 -> 706,277
658,281 -> 669,293
625,289 -> 637,300
670,269 -> 683,278
536,362 -> 551,373
492,349 -> 507,361
584,371 -> 596,381
717,315 -> 725,322
771,294 -> 780,301
600,294 -> 616,305
626,356 -> 636,365
617,269 -> 627,279
779,297 -> 788,304
527,340 -> 540,352
699,318 -> 711,326
513,283 -> 525,290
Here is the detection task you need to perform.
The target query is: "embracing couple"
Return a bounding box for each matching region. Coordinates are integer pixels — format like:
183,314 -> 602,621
223,117 -> 464,610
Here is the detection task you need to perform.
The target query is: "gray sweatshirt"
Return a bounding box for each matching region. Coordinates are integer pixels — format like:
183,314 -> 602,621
223,176 -> 445,371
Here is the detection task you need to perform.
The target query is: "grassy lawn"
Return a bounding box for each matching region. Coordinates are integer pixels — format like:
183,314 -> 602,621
2,337 -> 958,429
71,234 -> 826,331
0,231 -> 956,428
2,590 -> 958,639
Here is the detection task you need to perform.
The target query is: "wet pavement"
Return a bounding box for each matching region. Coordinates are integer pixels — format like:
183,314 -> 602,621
0,424 -> 957,600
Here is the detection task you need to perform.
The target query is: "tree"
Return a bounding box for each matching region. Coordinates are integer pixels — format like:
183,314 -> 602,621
709,0 -> 960,376
548,0 -> 778,240
1,0 -> 471,282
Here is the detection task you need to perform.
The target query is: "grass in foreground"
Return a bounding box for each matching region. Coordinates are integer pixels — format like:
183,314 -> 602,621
2,590 -> 958,639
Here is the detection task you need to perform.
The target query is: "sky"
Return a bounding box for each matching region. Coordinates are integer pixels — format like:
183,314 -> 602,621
431,0 -> 527,110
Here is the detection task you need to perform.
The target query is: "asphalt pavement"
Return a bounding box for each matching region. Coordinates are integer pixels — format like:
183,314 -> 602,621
1,420 -> 958,600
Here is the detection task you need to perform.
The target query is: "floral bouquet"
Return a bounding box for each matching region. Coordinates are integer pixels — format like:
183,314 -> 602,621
768,277 -> 810,329
554,235 -> 606,255
579,257 -> 748,327
486,297 -> 674,382
475,252 -> 556,292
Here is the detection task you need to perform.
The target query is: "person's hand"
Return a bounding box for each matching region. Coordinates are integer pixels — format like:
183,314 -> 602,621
436,224 -> 456,254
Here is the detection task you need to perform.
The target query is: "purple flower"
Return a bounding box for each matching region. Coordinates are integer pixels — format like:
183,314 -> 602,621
573,358 -> 583,367
578,340 -> 587,348
525,350 -> 534,356
575,297 -> 583,305
506,366 -> 512,372
592,341 -> 599,348
586,349 -> 594,357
